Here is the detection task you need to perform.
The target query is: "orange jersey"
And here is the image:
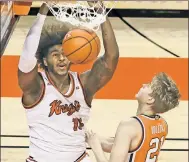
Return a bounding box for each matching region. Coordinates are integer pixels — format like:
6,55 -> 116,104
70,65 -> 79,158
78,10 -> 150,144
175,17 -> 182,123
127,114 -> 168,162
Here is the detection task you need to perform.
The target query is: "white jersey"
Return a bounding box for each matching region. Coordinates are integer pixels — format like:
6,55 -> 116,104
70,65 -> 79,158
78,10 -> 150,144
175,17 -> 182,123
24,71 -> 91,162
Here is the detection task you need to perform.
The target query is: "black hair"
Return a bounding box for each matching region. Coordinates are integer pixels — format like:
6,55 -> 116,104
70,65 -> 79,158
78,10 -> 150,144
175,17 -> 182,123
36,23 -> 70,69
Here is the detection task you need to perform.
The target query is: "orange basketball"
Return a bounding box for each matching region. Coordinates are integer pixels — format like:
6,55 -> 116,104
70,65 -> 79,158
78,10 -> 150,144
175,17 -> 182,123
62,29 -> 101,64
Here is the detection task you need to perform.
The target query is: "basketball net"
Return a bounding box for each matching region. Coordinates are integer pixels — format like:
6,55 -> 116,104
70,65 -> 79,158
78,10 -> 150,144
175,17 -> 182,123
44,1 -> 117,31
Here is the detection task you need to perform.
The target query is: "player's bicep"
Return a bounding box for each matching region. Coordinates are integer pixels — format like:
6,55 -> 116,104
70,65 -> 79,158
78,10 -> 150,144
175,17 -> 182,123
109,122 -> 133,162
18,65 -> 42,94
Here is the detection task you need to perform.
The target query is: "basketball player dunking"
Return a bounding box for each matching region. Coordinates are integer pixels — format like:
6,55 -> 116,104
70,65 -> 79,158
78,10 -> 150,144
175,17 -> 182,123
86,72 -> 181,162
17,2 -> 119,162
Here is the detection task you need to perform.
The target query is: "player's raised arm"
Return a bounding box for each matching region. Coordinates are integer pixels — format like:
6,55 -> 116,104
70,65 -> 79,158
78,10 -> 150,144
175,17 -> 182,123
80,2 -> 119,103
18,3 -> 48,94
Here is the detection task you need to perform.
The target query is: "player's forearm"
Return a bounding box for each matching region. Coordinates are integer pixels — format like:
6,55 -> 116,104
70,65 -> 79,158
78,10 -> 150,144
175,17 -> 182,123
24,3 -> 48,55
100,137 -> 114,153
101,17 -> 119,60
23,13 -> 46,56
91,142 -> 108,162
18,3 -> 48,73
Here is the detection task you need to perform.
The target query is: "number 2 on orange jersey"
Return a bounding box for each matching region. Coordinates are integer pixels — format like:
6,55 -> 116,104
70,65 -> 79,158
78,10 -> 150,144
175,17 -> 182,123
145,136 -> 165,162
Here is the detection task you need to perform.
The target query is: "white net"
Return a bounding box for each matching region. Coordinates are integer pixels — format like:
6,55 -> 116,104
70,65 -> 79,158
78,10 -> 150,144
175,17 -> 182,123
45,1 -> 117,31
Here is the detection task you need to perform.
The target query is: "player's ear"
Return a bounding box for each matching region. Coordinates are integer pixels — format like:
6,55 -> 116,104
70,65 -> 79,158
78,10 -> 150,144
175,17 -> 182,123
147,96 -> 155,105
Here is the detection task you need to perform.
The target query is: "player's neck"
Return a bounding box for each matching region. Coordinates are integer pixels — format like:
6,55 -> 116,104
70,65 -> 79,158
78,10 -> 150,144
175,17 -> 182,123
47,71 -> 70,88
137,104 -> 156,116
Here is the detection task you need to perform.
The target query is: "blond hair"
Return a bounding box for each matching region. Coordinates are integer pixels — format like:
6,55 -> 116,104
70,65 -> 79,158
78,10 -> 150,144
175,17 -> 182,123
150,72 -> 181,113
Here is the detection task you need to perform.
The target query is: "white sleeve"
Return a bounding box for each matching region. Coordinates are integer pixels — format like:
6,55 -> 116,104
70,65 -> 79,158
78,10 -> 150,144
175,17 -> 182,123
18,13 -> 46,73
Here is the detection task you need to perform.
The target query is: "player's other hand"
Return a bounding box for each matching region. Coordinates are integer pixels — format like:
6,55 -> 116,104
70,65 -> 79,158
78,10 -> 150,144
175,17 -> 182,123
85,129 -> 101,149
39,2 -> 49,15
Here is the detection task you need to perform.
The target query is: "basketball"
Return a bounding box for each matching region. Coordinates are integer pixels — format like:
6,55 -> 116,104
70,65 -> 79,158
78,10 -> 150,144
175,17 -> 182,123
62,29 -> 101,64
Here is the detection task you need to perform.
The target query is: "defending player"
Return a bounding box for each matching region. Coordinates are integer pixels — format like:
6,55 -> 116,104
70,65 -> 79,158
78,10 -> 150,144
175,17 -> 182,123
86,72 -> 181,162
17,2 -> 119,162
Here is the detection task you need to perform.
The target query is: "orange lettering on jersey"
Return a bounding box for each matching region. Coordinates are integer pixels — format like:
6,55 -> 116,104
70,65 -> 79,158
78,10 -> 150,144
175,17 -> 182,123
48,100 -> 83,131
73,118 -> 79,131
49,100 -> 62,117
73,118 -> 84,131
78,118 -> 84,130
48,100 -> 81,117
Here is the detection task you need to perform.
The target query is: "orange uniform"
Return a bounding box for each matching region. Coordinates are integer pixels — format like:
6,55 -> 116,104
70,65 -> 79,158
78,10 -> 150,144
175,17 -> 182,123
127,114 -> 168,162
